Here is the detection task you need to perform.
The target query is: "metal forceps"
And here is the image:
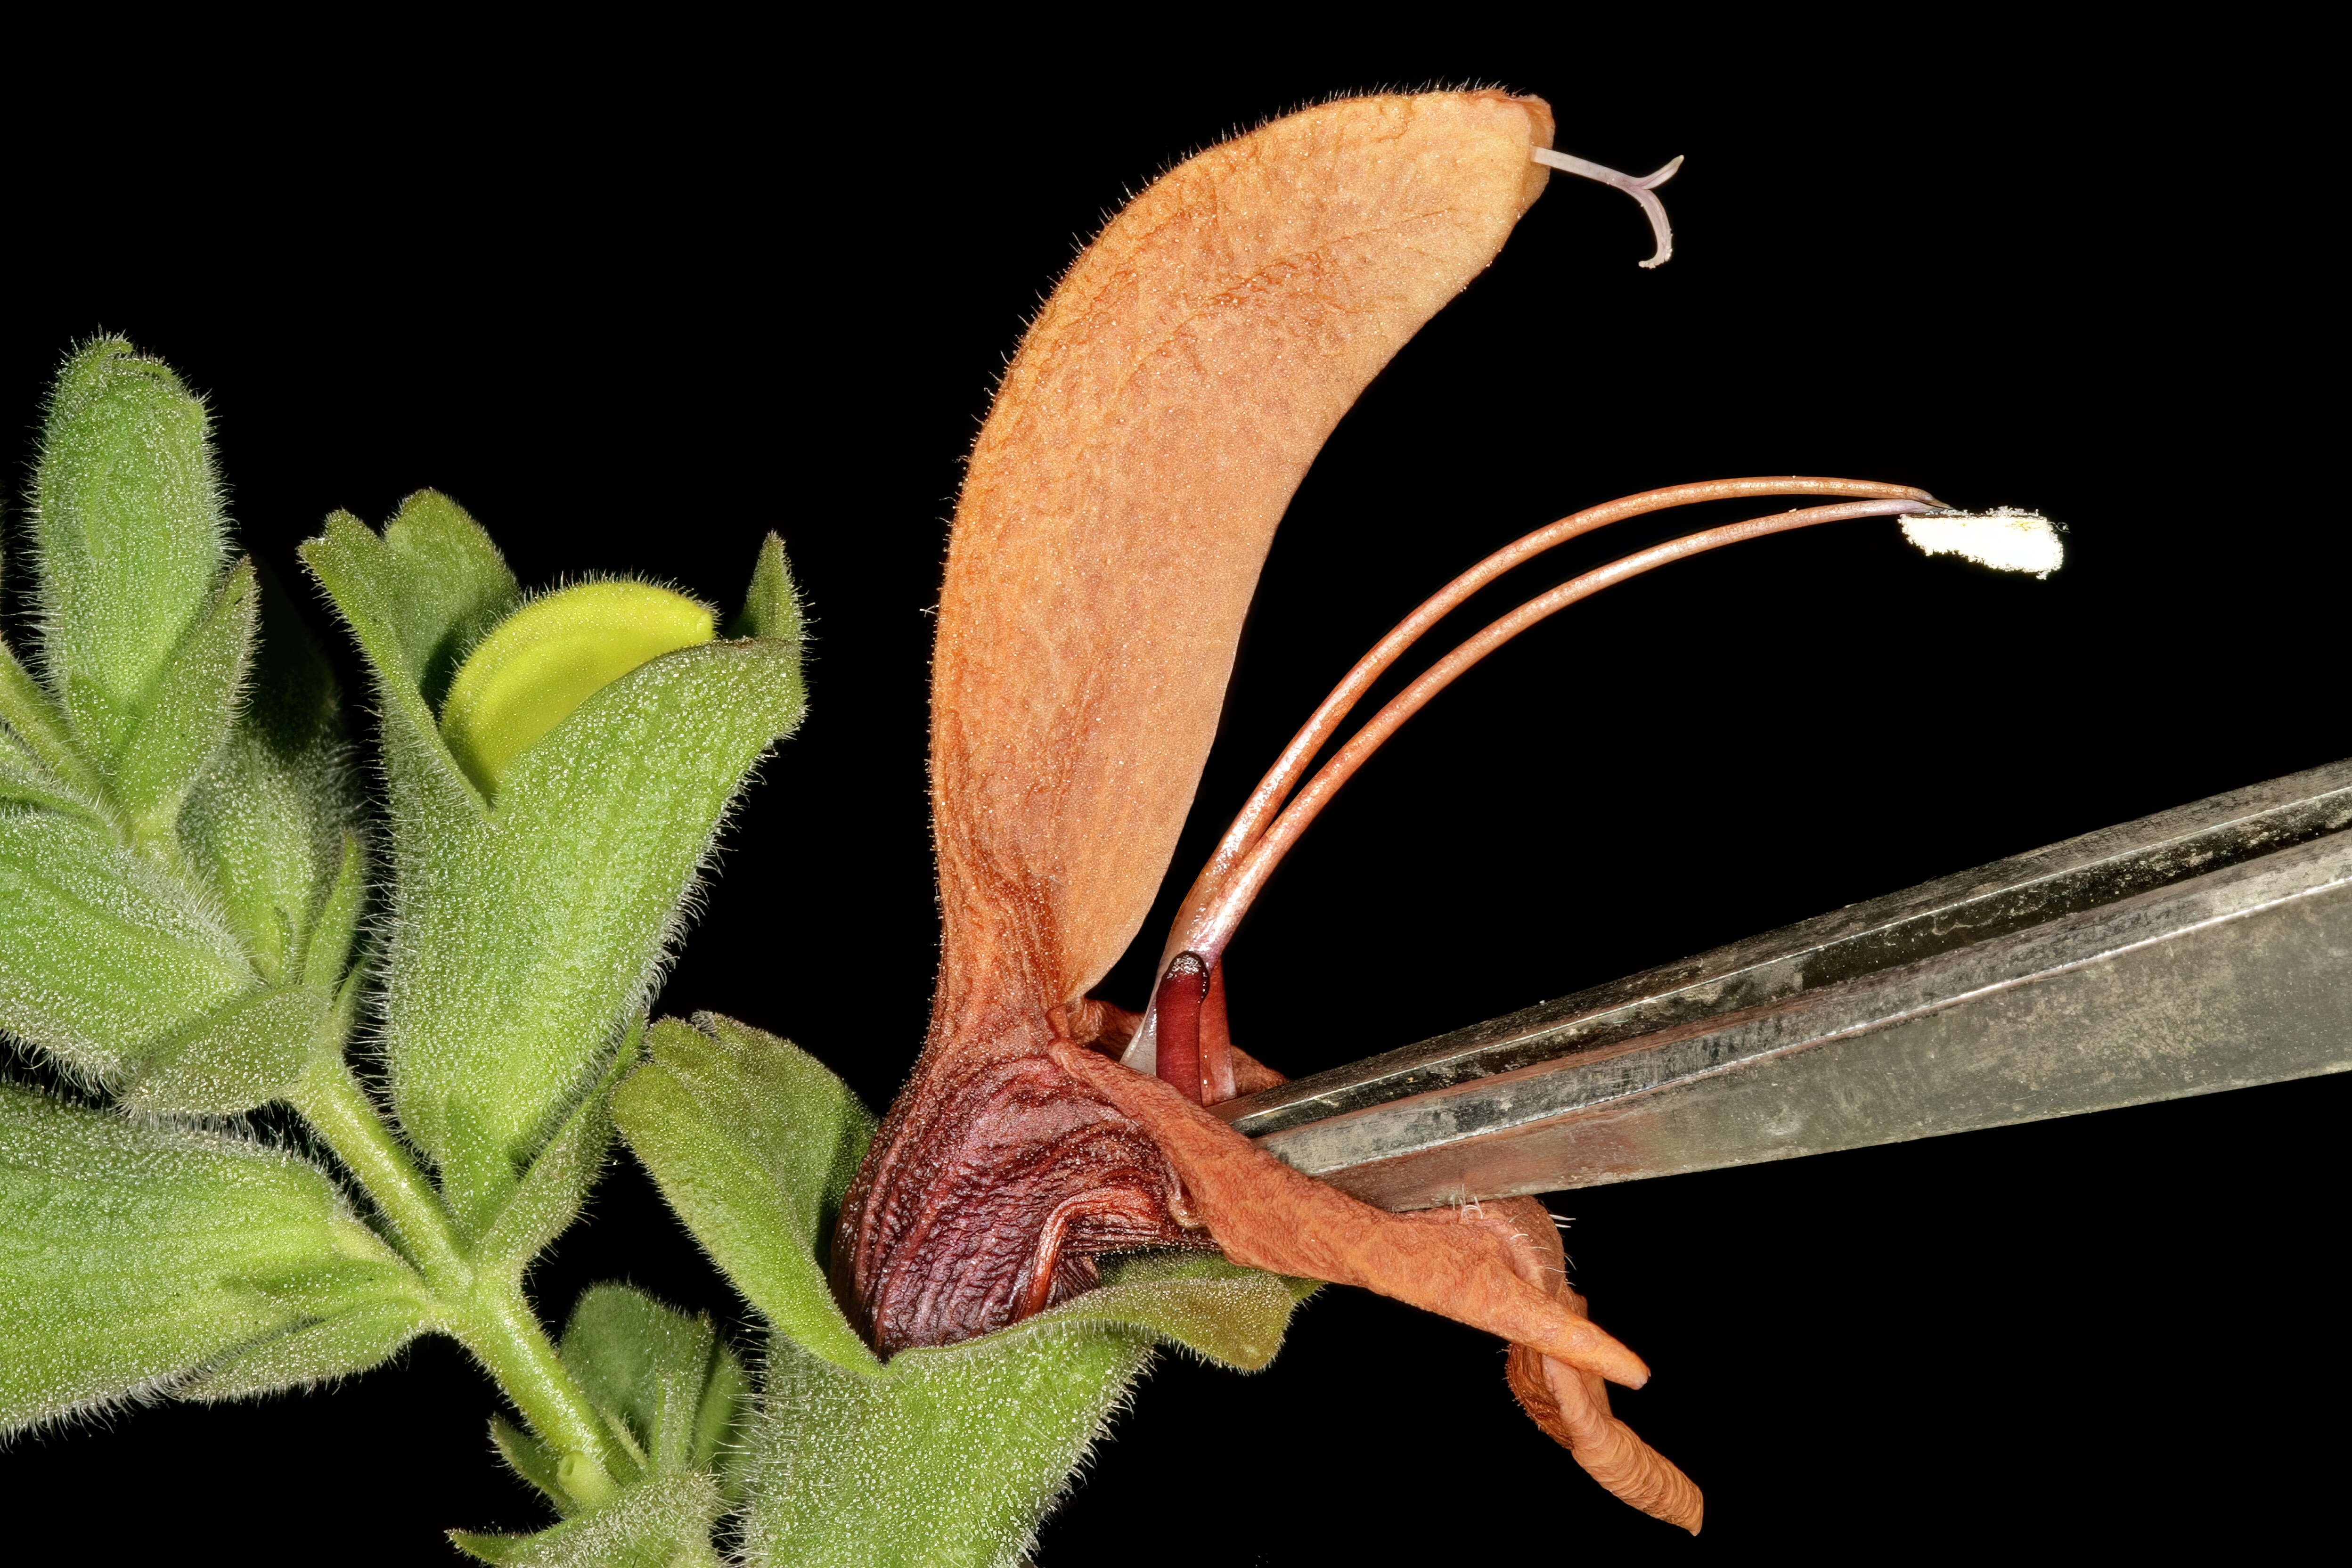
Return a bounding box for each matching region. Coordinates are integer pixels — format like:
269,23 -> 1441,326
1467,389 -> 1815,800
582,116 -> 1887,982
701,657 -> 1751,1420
1217,759 -> 2352,1209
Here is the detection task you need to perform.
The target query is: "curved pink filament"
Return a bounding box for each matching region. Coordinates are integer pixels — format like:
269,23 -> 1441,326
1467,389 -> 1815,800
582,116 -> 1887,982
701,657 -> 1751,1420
1125,493 -> 1935,1076
1157,478 -> 1937,982
1182,497 -> 1931,966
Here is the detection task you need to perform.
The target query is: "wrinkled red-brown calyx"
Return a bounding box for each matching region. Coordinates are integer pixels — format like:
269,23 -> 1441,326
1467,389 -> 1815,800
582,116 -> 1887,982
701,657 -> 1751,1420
831,1011 -> 1210,1354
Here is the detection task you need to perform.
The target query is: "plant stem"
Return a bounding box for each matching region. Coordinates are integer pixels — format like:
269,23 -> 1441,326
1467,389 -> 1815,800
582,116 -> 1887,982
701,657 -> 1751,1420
291,1058 -> 468,1285
450,1283 -> 629,1509
290,1056 -> 629,1508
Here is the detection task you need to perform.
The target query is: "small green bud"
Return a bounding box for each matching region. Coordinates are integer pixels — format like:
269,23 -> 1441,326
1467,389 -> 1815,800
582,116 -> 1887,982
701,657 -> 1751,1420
33,338 -> 229,763
440,581 -> 715,794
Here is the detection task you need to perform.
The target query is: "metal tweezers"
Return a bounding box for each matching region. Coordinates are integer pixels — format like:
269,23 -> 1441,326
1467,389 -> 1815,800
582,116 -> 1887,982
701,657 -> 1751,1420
1218,759 -> 2352,1209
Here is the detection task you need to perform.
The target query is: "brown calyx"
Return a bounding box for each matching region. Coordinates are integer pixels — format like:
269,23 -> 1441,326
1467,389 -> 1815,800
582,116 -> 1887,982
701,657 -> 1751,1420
832,1009 -> 1210,1354
830,967 -> 1294,1355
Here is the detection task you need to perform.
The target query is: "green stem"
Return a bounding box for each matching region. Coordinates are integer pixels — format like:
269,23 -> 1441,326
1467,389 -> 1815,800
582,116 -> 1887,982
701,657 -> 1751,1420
449,1283 -> 629,1509
290,1057 -> 629,1508
290,1058 -> 467,1285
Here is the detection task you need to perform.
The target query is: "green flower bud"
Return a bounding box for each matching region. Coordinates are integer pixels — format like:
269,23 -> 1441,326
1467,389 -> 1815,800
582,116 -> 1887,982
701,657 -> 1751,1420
440,581 -> 715,794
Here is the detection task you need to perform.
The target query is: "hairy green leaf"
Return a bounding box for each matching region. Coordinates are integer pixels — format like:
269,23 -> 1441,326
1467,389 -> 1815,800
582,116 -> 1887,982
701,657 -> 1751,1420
0,641 -> 102,801
742,1250 -> 1313,1567
473,1027 -> 635,1267
745,1320 -> 1140,1568
31,338 -> 230,764
110,556 -> 257,848
118,981 -> 339,1115
493,1413 -> 576,1513
728,533 -> 802,648
307,516 -> 807,1223
562,1284 -> 748,1483
451,1475 -> 725,1568
614,1015 -> 877,1372
0,808 -> 258,1084
393,633 -> 805,1227
179,1294 -> 433,1404
651,1026 -> 1318,1564
1034,1249 -> 1320,1371
299,493 -> 519,832
113,834 -> 370,1118
304,490 -> 521,717
299,833 -> 368,990
180,566 -> 357,984
0,734 -> 48,804
0,1086 -> 430,1431
0,728 -> 106,821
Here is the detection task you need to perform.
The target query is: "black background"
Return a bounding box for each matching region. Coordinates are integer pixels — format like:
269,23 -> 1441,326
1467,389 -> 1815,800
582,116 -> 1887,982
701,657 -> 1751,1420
4,18 -> 2343,1563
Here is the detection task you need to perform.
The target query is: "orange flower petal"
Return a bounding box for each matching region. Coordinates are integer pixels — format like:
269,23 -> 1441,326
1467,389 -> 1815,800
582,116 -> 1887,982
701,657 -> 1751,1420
1480,1196 -> 1704,1534
1046,1043 -> 1648,1388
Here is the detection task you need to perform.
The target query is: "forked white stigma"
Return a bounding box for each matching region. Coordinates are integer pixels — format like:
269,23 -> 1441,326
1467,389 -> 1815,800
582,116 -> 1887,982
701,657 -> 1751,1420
1901,509 -> 2066,578
1532,149 -> 1684,268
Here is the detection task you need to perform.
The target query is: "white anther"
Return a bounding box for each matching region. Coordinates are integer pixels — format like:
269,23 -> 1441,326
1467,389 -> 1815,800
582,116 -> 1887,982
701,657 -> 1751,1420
1901,509 -> 2066,579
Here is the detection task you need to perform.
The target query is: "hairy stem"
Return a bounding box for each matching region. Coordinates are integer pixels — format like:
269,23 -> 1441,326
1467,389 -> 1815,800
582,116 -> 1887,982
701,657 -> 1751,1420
291,1059 -> 468,1283
290,1056 -> 629,1508
446,1282 -> 631,1509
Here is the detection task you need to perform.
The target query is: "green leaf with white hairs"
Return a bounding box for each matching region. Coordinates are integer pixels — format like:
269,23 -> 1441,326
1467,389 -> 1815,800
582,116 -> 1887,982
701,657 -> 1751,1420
118,980 -> 342,1116
0,734 -> 49,806
1027,1248 -> 1321,1370
619,1016 -> 1318,1566
0,642 -> 102,802
451,1476 -> 727,1568
31,338 -> 230,766
728,533 -> 803,648
474,1025 -> 636,1269
110,833 -> 369,1116
179,1293 -> 435,1405
746,1327 -> 1143,1568
557,1284 -> 748,1485
0,1085 -> 430,1432
625,1025 -> 1326,1561
300,492 -> 520,827
493,1414 -> 577,1513
1,540 -> 355,1110
299,832 -> 369,990
108,555 -> 257,849
180,566 -> 359,986
306,516 -> 806,1232
0,729 -> 107,821
389,634 -> 805,1233
0,808 -> 258,1086
306,490 -> 522,715
614,1014 -> 878,1372
743,1252 -> 1315,1568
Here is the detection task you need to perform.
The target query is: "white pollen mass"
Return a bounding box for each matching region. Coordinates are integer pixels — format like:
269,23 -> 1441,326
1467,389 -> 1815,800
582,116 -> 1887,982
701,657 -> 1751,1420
1902,510 -> 2065,578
